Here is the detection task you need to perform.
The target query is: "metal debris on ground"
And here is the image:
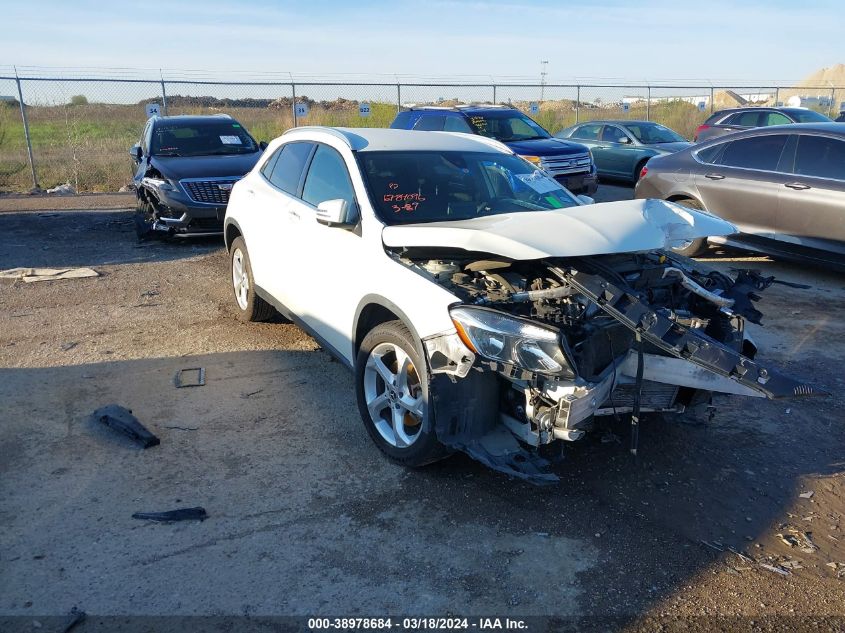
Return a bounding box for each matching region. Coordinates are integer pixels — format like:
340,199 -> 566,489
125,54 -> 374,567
61,607 -> 86,633
91,404 -> 160,448
0,267 -> 99,283
175,367 -> 205,388
61,341 -> 78,352
131,507 -> 208,522
799,490 -> 815,499
759,563 -> 791,576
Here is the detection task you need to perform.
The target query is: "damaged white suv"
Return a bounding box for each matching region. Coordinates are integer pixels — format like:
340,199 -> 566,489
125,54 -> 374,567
224,127 -> 815,481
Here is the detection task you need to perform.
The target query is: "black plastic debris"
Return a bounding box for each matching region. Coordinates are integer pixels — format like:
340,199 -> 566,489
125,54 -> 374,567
131,507 -> 208,522
62,607 -> 86,633
92,404 -> 160,448
175,367 -> 205,388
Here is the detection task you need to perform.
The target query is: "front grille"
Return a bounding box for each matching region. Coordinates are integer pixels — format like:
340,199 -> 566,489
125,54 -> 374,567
540,153 -> 593,176
181,178 -> 240,205
602,381 -> 679,410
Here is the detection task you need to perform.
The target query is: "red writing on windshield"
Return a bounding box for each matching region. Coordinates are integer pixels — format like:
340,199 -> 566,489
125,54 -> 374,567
383,192 -> 426,203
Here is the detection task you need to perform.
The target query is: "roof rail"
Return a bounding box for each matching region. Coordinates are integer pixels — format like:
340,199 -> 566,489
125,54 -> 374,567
408,103 -> 510,112
282,126 -> 353,148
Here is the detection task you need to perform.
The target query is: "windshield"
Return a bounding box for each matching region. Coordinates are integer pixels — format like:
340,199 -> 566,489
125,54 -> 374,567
358,150 -> 580,226
784,109 -> 832,123
625,122 -> 687,144
465,112 -> 551,142
151,121 -> 258,156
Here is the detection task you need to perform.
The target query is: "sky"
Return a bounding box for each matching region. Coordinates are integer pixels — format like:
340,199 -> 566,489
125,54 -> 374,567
0,0 -> 842,83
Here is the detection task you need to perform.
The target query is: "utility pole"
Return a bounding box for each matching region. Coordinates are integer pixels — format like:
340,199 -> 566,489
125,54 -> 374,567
540,60 -> 548,101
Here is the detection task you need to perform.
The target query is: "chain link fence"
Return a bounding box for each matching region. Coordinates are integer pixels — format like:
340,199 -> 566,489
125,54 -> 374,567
1,73 -> 842,193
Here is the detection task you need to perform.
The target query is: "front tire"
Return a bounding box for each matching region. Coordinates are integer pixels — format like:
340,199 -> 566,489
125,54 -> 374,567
355,320 -> 447,467
134,198 -> 157,241
230,237 -> 275,322
670,198 -> 708,257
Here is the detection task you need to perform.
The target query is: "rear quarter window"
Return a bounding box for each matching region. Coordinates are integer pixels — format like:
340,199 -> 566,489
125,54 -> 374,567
717,134 -> 789,171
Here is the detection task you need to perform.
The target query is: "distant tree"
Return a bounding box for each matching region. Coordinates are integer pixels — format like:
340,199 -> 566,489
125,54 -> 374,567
69,95 -> 88,106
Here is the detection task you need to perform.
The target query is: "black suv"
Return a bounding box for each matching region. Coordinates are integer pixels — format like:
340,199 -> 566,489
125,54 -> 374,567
130,114 -> 265,238
390,105 -> 598,195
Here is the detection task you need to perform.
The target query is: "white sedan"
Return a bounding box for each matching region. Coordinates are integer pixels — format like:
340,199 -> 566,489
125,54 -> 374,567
224,127 -> 814,481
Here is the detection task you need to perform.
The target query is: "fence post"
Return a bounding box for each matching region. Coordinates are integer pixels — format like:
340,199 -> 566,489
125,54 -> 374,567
292,83 -> 298,127
710,87 -> 715,114
575,85 -> 580,123
492,84 -> 496,105
646,86 -> 651,121
397,84 -> 401,114
830,87 -> 836,118
774,87 -> 779,107
14,75 -> 38,191
160,78 -> 168,115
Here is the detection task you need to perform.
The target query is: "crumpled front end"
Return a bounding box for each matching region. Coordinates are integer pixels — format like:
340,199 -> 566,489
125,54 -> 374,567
403,250 -> 819,482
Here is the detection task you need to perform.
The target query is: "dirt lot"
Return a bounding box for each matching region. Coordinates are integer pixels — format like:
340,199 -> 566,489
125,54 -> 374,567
1,188 -> 844,632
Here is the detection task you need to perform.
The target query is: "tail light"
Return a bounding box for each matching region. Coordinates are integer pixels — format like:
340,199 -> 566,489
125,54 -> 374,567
693,124 -> 710,141
639,166 -> 648,180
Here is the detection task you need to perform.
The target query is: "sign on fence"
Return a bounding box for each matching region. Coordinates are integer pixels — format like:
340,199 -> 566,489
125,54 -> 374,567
145,103 -> 161,118
697,101 -> 706,112
359,102 -> 371,117
294,102 -> 309,118
529,102 -> 539,115
622,102 -> 630,113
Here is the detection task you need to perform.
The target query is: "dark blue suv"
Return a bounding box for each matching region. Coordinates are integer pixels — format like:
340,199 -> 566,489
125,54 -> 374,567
390,105 -> 597,195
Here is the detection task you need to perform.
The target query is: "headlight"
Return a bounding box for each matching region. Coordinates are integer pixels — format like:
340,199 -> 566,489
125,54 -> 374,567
450,306 -> 575,378
141,176 -> 176,190
519,155 -> 543,166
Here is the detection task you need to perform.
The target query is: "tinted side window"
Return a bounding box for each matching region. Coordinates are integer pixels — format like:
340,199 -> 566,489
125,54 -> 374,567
390,112 -> 414,129
696,144 -> 724,164
414,115 -> 446,131
718,134 -> 788,171
572,124 -> 602,140
260,148 -> 281,179
444,116 -> 473,132
268,142 -> 314,195
794,135 -> 845,180
602,126 -> 629,143
302,145 -> 356,208
733,111 -> 762,127
764,112 -> 791,126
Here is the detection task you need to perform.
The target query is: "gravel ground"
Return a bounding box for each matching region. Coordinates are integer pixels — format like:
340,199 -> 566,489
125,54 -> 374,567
1,187 -> 844,632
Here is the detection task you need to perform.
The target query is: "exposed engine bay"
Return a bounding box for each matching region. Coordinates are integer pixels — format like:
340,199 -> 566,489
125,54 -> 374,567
392,247 -> 818,482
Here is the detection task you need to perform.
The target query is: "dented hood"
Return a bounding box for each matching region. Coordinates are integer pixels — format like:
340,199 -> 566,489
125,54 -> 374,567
381,199 -> 737,259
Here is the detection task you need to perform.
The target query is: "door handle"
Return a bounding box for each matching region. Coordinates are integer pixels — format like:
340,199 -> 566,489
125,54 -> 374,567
704,173 -> 725,180
784,182 -> 811,190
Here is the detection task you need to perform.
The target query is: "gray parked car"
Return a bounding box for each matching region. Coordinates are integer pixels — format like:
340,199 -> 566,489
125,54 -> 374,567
634,122 -> 845,265
693,107 -> 831,141
556,120 -> 691,183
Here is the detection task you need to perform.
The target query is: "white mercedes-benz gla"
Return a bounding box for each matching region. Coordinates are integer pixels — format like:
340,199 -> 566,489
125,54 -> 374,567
224,127 -> 813,481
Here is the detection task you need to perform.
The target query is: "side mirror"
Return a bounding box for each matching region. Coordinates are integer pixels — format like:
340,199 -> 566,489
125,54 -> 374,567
129,145 -> 142,162
577,195 -> 595,205
259,140 -> 268,151
316,199 -> 357,228
618,137 -> 632,144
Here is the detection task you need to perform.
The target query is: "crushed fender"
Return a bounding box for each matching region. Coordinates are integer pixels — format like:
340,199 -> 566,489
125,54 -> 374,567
92,404 -> 160,448
131,507 -> 208,522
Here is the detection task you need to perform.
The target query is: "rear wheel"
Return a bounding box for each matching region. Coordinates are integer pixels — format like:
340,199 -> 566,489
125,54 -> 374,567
230,237 -> 275,322
670,198 -> 708,257
355,321 -> 447,467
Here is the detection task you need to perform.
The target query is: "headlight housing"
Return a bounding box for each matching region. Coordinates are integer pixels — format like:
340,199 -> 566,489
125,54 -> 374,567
450,306 -> 575,378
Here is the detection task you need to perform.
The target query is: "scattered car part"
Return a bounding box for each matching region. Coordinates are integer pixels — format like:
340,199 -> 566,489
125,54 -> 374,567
61,607 -> 86,633
92,404 -> 160,448
175,367 -> 205,388
0,267 -> 99,283
131,507 -> 208,522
